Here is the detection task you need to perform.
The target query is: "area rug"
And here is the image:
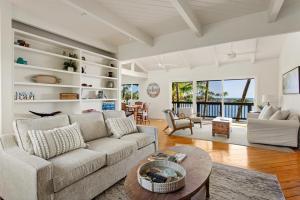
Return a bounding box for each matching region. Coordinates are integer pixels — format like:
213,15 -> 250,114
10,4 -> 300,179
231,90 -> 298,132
171,124 -> 294,152
94,162 -> 285,200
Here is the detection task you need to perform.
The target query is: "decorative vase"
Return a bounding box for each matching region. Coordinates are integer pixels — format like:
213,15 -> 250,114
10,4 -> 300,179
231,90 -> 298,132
108,72 -> 113,77
67,67 -> 74,72
106,81 -> 114,88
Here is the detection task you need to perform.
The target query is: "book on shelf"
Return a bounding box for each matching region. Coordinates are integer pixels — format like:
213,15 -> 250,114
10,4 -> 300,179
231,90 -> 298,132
148,150 -> 187,163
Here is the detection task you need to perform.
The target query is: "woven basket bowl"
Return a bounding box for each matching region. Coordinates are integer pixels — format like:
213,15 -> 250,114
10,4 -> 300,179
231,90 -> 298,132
137,160 -> 186,193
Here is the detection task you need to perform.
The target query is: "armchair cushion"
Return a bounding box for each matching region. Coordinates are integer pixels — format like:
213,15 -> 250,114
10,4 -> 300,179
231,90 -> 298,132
120,132 -> 155,149
175,119 -> 192,128
49,148 -> 106,192
269,110 -> 290,120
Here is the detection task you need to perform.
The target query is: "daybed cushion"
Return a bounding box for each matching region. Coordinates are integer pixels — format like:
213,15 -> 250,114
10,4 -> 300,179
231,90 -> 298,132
69,112 -> 108,141
13,114 -> 70,154
50,148 -> 106,192
28,123 -> 86,159
87,138 -> 135,166
175,119 -> 191,128
120,132 -> 155,149
106,118 -> 138,138
270,110 -> 290,120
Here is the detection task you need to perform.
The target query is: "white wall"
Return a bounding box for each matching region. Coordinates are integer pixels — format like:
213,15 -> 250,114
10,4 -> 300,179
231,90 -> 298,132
0,0 -> 13,134
138,59 -> 279,119
279,32 -> 300,112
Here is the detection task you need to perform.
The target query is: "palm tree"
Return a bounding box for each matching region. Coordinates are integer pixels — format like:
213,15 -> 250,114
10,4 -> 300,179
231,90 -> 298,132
236,79 -> 251,121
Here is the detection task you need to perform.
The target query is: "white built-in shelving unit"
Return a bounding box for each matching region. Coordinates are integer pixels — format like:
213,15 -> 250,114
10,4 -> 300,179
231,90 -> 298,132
13,29 -> 119,115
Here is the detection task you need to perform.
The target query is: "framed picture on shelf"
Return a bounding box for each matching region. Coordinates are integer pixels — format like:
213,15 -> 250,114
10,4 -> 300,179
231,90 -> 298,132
282,66 -> 300,94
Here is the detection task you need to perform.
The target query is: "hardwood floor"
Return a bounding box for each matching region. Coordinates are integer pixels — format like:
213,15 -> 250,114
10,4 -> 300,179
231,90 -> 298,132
149,119 -> 300,200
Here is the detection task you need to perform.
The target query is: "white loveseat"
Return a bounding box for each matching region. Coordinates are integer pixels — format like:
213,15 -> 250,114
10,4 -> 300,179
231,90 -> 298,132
247,112 -> 300,147
0,111 -> 158,200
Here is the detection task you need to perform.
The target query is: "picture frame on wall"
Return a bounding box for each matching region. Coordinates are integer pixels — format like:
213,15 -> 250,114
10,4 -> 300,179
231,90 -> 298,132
282,66 -> 300,94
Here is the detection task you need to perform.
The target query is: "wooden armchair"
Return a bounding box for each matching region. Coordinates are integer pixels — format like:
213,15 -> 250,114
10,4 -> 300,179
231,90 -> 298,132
163,109 -> 193,135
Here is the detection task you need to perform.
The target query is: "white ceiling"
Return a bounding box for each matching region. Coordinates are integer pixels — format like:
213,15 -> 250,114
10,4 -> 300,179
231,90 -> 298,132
131,34 -> 286,71
10,0 -> 295,52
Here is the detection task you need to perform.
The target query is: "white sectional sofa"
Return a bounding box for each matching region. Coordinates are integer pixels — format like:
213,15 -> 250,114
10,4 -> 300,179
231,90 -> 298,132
0,111 -> 158,200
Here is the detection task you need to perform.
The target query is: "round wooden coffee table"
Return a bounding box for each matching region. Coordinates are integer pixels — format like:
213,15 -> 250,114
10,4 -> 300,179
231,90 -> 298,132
124,146 -> 212,200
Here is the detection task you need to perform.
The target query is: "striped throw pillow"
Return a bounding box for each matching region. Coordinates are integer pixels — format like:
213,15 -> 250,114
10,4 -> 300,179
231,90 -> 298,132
106,118 -> 138,138
28,123 -> 86,160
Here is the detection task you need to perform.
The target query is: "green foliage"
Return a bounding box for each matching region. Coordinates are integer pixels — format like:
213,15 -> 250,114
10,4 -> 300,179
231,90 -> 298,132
63,60 -> 77,71
172,82 -> 193,102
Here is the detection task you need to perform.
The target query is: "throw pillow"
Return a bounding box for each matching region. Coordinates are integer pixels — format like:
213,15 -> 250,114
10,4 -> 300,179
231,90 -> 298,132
28,123 -> 86,160
258,105 -> 269,119
288,113 -> 300,121
258,106 -> 279,120
106,118 -> 138,138
269,110 -> 290,120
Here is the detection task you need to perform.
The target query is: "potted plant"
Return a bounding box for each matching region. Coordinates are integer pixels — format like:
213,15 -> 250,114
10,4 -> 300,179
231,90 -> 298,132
63,60 -> 77,72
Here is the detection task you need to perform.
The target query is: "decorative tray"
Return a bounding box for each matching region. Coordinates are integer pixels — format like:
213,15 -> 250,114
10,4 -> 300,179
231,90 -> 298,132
137,160 -> 186,193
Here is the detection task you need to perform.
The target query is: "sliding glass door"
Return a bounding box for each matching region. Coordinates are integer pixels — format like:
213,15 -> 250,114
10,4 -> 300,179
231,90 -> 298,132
195,78 -> 255,120
223,79 -> 255,120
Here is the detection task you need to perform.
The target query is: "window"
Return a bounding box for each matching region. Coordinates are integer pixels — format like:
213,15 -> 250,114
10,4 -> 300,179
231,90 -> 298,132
196,79 -> 255,120
171,81 -> 193,114
196,80 -> 223,117
172,81 -> 193,102
121,84 -> 139,101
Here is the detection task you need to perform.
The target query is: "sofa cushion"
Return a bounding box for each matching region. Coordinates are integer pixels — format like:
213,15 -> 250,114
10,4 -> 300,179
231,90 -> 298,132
50,148 -> 106,192
106,118 -> 138,138
120,133 -> 155,149
87,138 -> 135,166
69,112 -> 108,142
103,110 -> 126,120
270,110 -> 290,120
13,114 -> 70,154
28,123 -> 86,160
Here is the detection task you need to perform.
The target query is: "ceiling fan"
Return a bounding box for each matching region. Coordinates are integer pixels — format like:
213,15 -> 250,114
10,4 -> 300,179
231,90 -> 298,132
155,56 -> 178,70
226,43 -> 255,59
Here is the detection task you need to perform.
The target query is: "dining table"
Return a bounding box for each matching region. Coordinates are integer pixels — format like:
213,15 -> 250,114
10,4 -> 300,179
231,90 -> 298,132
126,104 -> 143,121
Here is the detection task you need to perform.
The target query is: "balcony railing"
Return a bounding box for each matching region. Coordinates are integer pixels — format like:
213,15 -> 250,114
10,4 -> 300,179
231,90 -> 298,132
172,101 -> 254,120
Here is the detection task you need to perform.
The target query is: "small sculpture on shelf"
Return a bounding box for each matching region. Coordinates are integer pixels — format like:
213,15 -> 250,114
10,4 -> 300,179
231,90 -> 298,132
81,83 -> 92,87
106,80 -> 114,88
96,91 -> 104,99
63,60 -> 77,72
16,57 -> 28,65
81,66 -> 87,74
69,53 -> 78,59
81,56 -> 86,61
108,71 -> 113,77
15,91 -> 35,100
15,39 -> 30,47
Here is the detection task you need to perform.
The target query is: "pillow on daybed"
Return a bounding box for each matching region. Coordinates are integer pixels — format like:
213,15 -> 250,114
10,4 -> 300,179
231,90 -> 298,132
106,117 -> 138,139
28,123 -> 86,160
269,110 -> 290,120
258,105 -> 279,120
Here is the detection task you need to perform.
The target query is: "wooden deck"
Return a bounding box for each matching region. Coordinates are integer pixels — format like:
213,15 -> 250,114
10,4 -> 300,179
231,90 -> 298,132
151,119 -> 300,200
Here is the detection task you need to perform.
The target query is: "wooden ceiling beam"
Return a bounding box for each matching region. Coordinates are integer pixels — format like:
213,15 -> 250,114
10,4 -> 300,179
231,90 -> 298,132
268,0 -> 285,22
170,0 -> 202,37
63,0 -> 153,46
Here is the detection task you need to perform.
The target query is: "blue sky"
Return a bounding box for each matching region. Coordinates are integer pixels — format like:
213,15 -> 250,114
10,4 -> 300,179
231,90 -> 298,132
206,79 -> 255,98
